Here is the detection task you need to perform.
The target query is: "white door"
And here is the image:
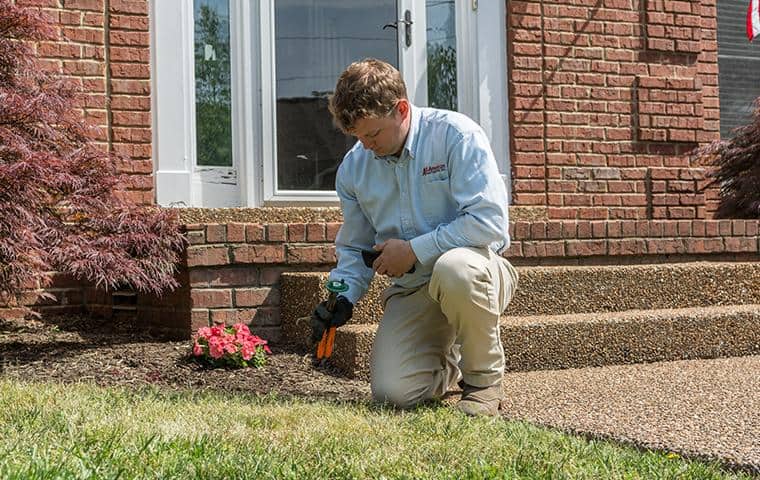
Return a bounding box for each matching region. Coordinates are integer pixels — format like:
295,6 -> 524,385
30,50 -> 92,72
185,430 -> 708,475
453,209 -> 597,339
262,0 -> 431,204
261,0 -> 508,204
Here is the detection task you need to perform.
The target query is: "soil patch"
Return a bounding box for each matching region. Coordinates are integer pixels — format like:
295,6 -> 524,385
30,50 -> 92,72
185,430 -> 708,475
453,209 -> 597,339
0,314 -> 370,401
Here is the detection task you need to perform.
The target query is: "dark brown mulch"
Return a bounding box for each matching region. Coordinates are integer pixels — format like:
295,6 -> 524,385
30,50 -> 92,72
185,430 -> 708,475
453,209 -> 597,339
0,314 -> 371,402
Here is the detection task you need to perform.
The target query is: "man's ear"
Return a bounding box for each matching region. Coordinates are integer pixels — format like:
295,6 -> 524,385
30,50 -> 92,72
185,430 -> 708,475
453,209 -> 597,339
396,99 -> 410,119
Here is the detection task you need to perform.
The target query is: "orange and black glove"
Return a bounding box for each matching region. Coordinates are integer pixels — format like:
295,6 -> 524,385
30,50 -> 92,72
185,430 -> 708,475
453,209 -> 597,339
310,296 -> 353,344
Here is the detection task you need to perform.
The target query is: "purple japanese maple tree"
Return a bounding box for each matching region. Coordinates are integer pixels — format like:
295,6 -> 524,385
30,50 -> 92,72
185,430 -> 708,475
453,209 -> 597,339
0,1 -> 185,310
696,97 -> 760,218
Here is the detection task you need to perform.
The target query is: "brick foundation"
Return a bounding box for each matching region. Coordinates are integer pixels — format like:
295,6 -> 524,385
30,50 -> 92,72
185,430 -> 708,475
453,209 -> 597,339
5,216 -> 758,337
126,218 -> 760,341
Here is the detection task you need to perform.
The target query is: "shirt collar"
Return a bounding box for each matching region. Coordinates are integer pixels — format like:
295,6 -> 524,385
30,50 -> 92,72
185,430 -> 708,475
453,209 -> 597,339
402,103 -> 421,160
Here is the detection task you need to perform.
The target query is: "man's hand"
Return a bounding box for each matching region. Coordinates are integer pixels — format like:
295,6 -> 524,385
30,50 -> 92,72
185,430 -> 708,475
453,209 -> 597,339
310,296 -> 353,344
372,239 -> 417,278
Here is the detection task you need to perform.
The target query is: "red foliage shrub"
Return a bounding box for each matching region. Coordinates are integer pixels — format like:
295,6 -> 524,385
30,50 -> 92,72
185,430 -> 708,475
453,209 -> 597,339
696,97 -> 760,218
0,1 -> 185,309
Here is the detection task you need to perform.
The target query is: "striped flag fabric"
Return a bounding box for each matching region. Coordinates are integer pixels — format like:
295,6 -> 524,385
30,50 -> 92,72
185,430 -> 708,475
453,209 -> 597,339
749,0 -> 760,41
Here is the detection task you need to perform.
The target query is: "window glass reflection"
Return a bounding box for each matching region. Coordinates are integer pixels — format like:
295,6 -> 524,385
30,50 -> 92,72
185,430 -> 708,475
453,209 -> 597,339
275,0 -> 398,191
194,0 -> 233,167
717,0 -> 760,138
426,0 -> 457,111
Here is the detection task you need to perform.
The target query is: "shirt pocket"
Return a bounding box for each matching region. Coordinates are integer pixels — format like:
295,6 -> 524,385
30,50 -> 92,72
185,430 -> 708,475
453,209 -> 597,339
420,171 -> 453,225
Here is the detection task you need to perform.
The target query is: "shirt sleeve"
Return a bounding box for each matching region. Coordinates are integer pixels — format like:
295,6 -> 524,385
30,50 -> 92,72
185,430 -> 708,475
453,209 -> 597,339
409,130 -> 509,265
328,161 -> 377,304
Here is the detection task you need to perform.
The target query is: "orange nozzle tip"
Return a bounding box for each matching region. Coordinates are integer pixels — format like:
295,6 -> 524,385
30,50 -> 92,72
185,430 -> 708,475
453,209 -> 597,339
316,331 -> 329,359
324,327 -> 337,357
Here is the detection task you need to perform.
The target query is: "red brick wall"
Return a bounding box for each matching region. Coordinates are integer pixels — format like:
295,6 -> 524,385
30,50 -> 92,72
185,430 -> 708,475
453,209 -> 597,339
10,214 -> 755,329
508,0 -> 721,220
0,273 -> 85,319
16,0 -> 153,205
2,0 -> 152,319
179,222 -> 343,341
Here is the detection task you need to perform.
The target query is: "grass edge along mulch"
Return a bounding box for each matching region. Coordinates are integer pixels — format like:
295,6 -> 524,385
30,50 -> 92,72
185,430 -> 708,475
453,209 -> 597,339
0,379 -> 752,480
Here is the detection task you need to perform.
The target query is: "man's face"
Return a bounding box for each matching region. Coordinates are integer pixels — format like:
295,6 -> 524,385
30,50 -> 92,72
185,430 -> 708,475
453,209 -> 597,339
350,101 -> 409,157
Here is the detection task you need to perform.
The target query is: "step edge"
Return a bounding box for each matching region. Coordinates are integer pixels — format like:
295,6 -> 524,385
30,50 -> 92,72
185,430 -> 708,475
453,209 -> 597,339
328,304 -> 760,332
508,304 -> 760,326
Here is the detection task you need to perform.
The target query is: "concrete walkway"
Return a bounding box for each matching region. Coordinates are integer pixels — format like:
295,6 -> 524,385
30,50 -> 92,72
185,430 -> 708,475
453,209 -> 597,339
500,355 -> 760,472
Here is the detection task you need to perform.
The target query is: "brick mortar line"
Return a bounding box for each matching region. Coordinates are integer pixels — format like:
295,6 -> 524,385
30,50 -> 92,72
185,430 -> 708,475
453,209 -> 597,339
103,0 -> 113,152
539,0 -> 549,208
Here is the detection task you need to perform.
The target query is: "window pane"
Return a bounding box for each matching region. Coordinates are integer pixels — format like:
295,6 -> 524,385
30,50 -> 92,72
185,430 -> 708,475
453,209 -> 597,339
194,0 -> 233,167
426,0 -> 457,111
717,0 -> 760,139
275,0 -> 398,191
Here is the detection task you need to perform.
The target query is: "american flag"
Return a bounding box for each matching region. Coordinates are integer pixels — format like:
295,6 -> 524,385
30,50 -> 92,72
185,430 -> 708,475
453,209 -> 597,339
749,0 -> 760,41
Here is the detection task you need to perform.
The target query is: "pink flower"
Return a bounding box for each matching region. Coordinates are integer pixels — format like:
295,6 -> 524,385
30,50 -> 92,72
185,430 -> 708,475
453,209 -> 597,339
192,324 -> 270,366
233,323 -> 251,336
241,342 -> 255,360
246,334 -> 271,354
208,337 -> 224,359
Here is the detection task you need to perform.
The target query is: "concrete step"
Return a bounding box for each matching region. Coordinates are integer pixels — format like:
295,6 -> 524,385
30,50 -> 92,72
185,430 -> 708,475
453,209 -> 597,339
321,304 -> 760,380
281,262 -> 760,343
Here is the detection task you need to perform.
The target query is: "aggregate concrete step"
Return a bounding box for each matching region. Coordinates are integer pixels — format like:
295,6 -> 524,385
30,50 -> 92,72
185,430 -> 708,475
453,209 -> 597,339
500,355 -> 760,472
321,304 -> 760,381
281,262 -> 760,345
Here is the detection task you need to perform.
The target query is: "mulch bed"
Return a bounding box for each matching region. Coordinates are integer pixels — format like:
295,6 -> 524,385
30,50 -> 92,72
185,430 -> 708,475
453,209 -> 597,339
0,314 -> 370,402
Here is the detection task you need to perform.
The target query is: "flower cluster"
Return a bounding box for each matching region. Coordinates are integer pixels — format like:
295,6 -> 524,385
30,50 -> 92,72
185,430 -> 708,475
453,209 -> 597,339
192,323 -> 271,368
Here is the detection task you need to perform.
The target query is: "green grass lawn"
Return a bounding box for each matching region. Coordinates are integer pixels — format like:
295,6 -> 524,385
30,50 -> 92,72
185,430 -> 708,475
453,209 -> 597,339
0,379 -> 751,480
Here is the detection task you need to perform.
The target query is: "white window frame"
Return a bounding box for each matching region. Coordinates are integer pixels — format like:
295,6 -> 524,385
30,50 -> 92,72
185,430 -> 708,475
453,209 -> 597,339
260,0 -> 342,205
152,0 -> 194,207
152,0 -> 257,207
477,0 -> 511,195
151,0 -> 510,207
456,0 -> 511,195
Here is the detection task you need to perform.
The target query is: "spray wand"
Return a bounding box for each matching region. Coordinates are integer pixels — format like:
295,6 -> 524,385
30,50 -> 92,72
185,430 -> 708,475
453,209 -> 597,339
315,279 -> 349,361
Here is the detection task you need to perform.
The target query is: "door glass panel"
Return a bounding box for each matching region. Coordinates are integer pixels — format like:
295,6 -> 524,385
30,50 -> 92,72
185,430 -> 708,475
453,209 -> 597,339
275,0 -> 398,191
717,0 -> 760,138
194,0 -> 233,167
426,0 -> 457,111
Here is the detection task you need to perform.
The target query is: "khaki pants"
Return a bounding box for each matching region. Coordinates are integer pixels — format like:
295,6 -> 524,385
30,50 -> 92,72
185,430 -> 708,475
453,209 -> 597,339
370,247 -> 519,408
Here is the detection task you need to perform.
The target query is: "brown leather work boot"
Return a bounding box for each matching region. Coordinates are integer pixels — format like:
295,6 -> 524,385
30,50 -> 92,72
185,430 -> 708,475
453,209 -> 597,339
456,381 -> 503,417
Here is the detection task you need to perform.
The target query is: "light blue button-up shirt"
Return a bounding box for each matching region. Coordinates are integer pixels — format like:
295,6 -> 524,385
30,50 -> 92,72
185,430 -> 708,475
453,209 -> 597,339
329,105 -> 510,304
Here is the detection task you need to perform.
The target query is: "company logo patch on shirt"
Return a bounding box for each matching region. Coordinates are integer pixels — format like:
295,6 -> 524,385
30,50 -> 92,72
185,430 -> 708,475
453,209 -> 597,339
422,164 -> 446,176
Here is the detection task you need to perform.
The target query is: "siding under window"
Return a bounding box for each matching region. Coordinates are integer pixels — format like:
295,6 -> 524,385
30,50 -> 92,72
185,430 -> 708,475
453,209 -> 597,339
717,0 -> 760,139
